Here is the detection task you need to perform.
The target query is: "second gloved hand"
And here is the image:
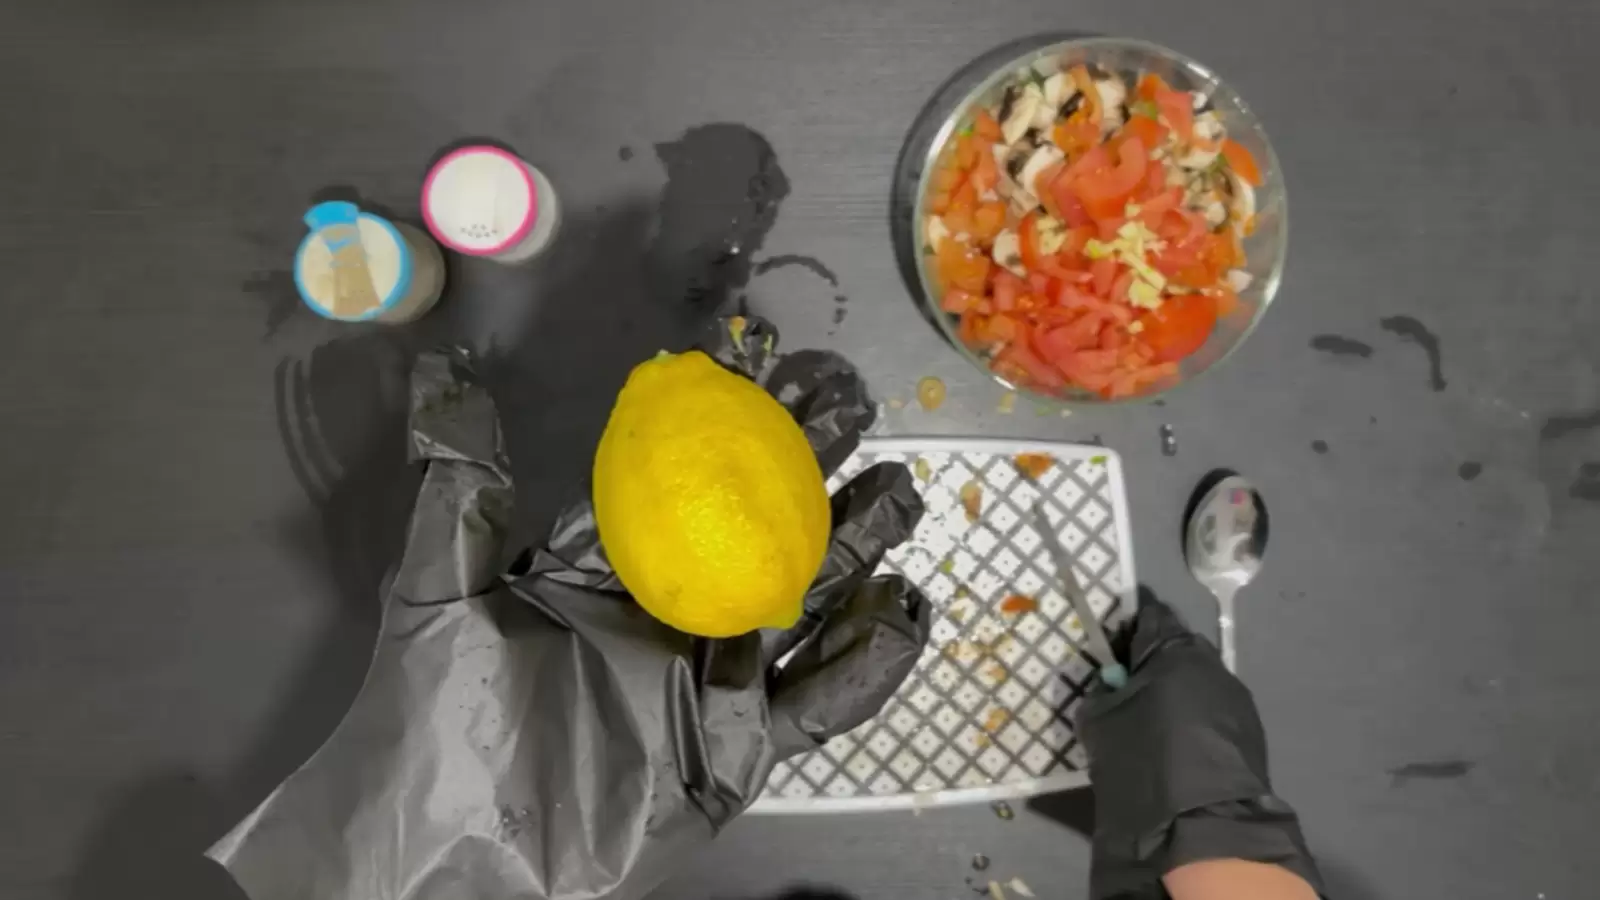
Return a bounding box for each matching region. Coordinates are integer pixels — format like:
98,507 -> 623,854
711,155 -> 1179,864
1077,593 -> 1323,900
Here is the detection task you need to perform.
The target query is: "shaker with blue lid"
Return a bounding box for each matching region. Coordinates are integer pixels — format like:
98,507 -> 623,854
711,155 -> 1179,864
294,201 -> 447,323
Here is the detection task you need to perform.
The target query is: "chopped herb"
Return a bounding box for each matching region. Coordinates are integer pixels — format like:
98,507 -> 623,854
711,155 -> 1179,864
1090,454 -> 1108,464
1131,100 -> 1160,119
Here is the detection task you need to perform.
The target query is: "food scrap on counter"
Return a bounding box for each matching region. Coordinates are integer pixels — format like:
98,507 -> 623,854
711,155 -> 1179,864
918,375 -> 948,410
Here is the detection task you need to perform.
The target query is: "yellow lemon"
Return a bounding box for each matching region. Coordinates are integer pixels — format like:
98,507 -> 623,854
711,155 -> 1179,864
593,350 -> 830,637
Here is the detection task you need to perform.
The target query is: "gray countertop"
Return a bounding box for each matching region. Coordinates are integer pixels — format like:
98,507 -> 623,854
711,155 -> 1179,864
2,1 -> 1597,898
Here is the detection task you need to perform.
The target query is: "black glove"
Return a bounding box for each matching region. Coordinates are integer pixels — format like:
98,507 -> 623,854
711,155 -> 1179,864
1078,593 -> 1323,900
208,318 -> 932,900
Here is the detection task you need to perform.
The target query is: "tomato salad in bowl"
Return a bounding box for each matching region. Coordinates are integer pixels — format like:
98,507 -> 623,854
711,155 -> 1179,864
915,38 -> 1284,402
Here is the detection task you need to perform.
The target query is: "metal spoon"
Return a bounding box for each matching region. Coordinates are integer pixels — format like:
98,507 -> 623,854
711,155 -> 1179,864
1183,474 -> 1268,672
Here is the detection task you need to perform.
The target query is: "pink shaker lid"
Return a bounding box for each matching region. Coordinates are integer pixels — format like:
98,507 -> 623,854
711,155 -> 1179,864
421,146 -> 539,256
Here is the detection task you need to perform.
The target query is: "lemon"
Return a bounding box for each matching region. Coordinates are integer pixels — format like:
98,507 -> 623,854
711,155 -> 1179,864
593,350 -> 830,637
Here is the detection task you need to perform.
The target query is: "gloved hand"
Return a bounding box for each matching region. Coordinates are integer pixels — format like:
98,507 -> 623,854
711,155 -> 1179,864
208,317 -> 931,900
1078,593 -> 1323,900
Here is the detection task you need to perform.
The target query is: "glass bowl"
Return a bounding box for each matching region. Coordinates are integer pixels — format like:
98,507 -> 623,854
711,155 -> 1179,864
893,36 -> 1287,406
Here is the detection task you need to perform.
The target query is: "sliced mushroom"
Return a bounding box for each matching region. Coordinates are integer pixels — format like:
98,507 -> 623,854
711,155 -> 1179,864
1176,112 -> 1226,169
1008,189 -> 1041,219
1193,111 -> 1225,144
1225,269 -> 1254,293
1017,144 -> 1065,196
1002,83 -> 1044,146
1094,73 -> 1129,133
1059,92 -> 1085,120
992,230 -> 1026,277
1043,71 -> 1073,108
997,86 -> 1021,129
1226,169 -> 1256,225
1176,144 -> 1221,170
1202,197 -> 1228,228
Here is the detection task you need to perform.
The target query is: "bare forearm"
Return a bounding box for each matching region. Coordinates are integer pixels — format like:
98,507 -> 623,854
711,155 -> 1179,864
1164,858 -> 1320,900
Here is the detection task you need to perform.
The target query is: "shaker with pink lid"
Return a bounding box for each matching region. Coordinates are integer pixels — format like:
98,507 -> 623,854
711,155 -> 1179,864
421,145 -> 561,264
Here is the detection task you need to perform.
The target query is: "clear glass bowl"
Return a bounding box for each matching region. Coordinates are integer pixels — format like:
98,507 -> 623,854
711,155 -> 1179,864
895,36 -> 1287,406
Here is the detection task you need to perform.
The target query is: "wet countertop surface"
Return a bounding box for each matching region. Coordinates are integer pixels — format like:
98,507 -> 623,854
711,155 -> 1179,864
2,1 -> 1597,898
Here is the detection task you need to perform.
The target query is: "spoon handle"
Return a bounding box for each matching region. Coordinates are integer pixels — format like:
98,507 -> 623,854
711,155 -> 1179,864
1215,589 -> 1238,672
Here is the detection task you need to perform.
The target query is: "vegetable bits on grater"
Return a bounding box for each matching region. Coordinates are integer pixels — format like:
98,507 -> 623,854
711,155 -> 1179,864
755,439 -> 1136,811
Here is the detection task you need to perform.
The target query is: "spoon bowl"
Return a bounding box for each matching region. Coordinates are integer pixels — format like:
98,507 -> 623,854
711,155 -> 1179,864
1183,473 -> 1269,671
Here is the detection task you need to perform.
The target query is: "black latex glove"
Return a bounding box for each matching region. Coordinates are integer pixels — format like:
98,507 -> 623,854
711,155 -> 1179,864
1078,593 -> 1323,900
209,318 -> 932,900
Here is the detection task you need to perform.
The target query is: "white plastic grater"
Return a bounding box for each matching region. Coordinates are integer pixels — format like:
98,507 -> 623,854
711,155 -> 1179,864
421,145 -> 561,264
752,437 -> 1138,814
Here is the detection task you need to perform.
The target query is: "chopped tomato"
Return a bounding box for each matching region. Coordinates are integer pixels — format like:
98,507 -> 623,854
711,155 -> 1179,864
942,179 -> 980,234
936,239 -> 991,293
1062,222 -> 1100,257
970,148 -> 1001,195
1018,212 -> 1042,270
1220,138 -> 1263,186
1061,143 -> 1110,185
1055,183 -> 1091,228
1100,321 -> 1129,349
993,270 -> 1025,312
996,341 -> 1065,389
1133,187 -> 1182,229
1068,66 -> 1101,128
1121,115 -> 1169,154
955,134 -> 985,170
1057,281 -> 1134,323
1110,270 -> 1135,304
1212,286 -> 1243,318
973,109 -> 1004,143
1052,311 -> 1106,351
984,313 -> 1022,343
1053,114 -> 1099,156
972,201 -> 1006,241
1136,73 -> 1171,103
1091,257 -> 1117,297
932,166 -> 964,193
1035,159 -> 1067,218
1156,90 -> 1194,144
1073,137 -> 1147,221
1141,159 -> 1169,199
942,288 -> 978,314
959,307 -> 984,345
1136,293 -> 1216,362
